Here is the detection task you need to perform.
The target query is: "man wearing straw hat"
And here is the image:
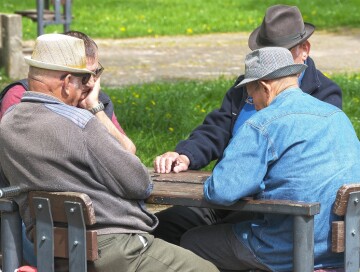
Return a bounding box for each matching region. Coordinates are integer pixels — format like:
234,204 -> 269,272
0,34 -> 219,272
180,47 -> 360,271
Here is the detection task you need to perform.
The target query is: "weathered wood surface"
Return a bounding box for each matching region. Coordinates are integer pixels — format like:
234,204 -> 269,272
147,170 -> 320,216
29,191 -> 99,261
29,191 -> 96,225
333,184 -> 360,216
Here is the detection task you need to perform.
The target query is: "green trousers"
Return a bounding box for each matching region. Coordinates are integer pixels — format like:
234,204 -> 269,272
91,232 -> 219,272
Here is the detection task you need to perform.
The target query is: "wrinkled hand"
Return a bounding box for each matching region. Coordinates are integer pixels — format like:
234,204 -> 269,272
78,78 -> 101,109
153,152 -> 190,173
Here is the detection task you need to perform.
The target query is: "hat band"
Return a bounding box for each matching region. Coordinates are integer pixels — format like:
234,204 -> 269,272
257,27 -> 307,47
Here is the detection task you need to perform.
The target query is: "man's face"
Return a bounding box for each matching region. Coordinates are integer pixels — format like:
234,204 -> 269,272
83,56 -> 103,88
246,81 -> 268,111
67,75 -> 89,106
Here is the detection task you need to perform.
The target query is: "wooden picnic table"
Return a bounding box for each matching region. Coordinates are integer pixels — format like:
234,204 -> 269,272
146,168 -> 320,272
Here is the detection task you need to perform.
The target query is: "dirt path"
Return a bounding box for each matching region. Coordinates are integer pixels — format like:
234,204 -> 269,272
22,30 -> 360,87
94,30 -> 360,87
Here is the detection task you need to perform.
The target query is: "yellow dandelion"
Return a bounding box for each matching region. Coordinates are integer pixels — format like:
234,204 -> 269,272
120,26 -> 126,32
186,28 -> 193,34
169,127 -> 174,132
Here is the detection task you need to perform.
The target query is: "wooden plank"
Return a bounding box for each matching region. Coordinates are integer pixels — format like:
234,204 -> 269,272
333,184 -> 360,216
147,180 -> 320,216
332,221 -> 345,253
34,227 -> 98,261
149,169 -> 211,184
29,191 -> 96,225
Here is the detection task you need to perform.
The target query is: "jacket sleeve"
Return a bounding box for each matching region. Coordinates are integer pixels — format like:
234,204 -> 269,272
175,76 -> 245,170
301,57 -> 342,109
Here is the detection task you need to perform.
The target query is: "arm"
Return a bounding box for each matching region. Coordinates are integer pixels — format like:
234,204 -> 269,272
79,79 -> 136,154
175,76 -> 246,170
204,123 -> 273,206
85,117 -> 151,199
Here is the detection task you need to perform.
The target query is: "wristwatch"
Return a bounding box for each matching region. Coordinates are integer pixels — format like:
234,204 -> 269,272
89,102 -> 105,114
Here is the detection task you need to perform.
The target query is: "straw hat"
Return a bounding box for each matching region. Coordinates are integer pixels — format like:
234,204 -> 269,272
248,5 -> 315,50
25,34 -> 94,75
236,47 -> 307,88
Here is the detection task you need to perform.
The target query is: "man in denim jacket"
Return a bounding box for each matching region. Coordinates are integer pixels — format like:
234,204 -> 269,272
181,47 -> 360,271
153,5 -> 343,245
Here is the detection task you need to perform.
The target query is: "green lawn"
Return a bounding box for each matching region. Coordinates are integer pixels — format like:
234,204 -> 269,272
104,74 -> 360,167
1,0 -> 359,40
1,1 -> 360,167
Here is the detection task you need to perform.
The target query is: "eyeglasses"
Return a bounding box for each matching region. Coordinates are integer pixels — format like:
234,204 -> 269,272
93,62 -> 104,80
245,96 -> 254,105
61,73 -> 92,85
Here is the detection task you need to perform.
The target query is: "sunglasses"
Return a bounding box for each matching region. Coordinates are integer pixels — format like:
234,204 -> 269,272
61,73 -> 92,85
93,62 -> 104,80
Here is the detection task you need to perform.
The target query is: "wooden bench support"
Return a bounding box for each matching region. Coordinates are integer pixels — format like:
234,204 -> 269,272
15,0 -> 72,36
331,184 -> 360,272
344,192 -> 360,272
29,191 -> 98,272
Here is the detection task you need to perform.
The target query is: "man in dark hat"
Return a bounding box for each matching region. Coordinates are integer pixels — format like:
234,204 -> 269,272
180,46 -> 359,271
153,5 -> 342,245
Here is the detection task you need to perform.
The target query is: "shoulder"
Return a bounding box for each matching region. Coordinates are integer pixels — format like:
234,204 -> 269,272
46,103 -> 94,129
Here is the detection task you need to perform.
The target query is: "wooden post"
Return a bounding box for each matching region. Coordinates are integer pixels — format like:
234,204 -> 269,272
0,14 -> 27,79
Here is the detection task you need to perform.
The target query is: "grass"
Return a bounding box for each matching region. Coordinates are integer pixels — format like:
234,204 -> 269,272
103,73 -> 360,168
1,1 -> 360,168
1,0 -> 359,40
1,69 -> 360,169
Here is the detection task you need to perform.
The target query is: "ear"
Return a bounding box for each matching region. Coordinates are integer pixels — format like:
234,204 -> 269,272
61,74 -> 71,97
301,40 -> 311,61
259,80 -> 271,96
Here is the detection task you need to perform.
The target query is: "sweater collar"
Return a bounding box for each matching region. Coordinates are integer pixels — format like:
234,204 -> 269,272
21,91 -> 64,105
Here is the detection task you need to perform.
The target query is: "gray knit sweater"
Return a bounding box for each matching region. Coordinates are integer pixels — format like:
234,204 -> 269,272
0,92 -> 158,235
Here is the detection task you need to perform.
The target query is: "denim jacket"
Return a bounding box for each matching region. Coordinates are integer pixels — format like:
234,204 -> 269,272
204,88 -> 360,271
176,57 -> 342,170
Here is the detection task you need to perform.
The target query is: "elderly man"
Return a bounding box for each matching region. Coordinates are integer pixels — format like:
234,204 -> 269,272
153,4 -> 342,245
181,47 -> 360,271
0,34 -> 219,272
0,30 -> 135,266
0,30 -> 135,154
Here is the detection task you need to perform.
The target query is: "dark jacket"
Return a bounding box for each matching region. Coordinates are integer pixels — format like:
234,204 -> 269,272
175,57 -> 342,170
0,79 -> 115,120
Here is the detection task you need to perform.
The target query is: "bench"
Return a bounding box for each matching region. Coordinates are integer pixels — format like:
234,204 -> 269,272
28,191 -> 98,272
331,184 -> 360,272
1,182 -> 359,272
15,0 -> 72,36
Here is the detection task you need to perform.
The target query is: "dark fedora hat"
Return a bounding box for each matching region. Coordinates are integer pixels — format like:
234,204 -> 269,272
248,5 -> 315,50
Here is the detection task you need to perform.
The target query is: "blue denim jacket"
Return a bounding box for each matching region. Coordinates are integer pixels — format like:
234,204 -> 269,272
204,88 -> 360,271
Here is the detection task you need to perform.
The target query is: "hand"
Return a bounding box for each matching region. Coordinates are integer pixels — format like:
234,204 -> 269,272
78,78 -> 101,110
153,152 -> 190,173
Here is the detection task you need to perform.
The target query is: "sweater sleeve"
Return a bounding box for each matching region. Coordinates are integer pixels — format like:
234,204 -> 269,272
84,118 -> 152,200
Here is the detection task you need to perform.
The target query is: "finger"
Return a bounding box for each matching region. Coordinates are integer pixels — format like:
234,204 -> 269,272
173,162 -> 188,173
153,156 -> 162,173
